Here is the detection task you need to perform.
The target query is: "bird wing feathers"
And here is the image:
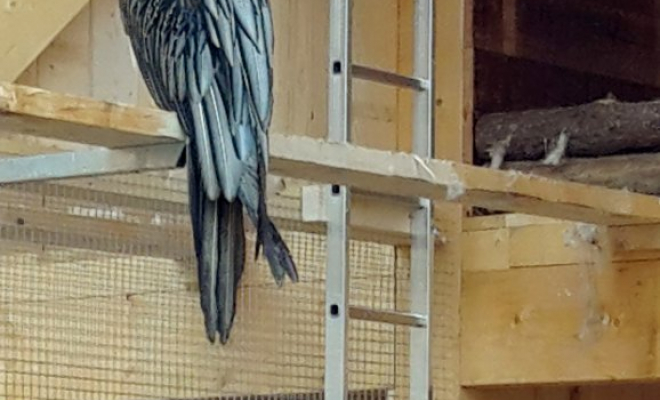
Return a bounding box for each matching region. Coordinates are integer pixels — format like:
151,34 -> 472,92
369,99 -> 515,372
119,0 -> 273,201
119,0 -> 297,344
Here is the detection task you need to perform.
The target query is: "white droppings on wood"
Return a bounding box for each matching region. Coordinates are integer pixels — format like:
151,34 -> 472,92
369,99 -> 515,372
266,174 -> 286,197
445,167 -> 465,201
68,205 -> 127,221
595,92 -> 618,105
487,134 -> 512,169
150,213 -> 163,226
563,223 -> 613,344
411,154 -> 437,183
563,223 -> 598,247
0,82 -> 15,108
505,170 -> 523,189
542,129 -> 569,166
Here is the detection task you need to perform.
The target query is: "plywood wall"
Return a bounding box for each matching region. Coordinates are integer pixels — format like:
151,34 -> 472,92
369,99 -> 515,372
16,0 -> 410,152
1,1 -> 416,399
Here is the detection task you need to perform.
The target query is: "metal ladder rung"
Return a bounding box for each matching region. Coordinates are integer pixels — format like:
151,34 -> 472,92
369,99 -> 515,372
349,306 -> 427,328
352,64 -> 428,91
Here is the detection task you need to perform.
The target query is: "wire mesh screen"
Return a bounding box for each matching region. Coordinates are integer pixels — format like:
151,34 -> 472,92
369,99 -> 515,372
0,172 -> 411,399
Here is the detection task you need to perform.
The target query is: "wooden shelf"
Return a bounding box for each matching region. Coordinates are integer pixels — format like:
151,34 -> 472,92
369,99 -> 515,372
3,81 -> 660,232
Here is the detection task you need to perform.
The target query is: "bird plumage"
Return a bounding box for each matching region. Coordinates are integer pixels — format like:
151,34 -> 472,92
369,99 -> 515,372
118,0 -> 298,344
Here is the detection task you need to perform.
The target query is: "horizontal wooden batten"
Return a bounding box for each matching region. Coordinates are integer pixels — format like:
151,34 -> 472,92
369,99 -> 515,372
269,135 -> 660,225
0,82 -> 184,147
463,215 -> 660,272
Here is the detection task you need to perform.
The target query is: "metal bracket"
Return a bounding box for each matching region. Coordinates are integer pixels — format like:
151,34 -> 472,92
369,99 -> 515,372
0,143 -> 186,185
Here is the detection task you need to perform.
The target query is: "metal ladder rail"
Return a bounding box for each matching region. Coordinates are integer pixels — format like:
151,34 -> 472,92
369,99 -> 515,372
325,0 -> 352,399
325,1 -> 435,399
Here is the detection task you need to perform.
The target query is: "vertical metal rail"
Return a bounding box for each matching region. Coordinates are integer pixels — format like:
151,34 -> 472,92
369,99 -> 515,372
325,0 -> 352,399
324,1 -> 435,399
409,0 -> 435,399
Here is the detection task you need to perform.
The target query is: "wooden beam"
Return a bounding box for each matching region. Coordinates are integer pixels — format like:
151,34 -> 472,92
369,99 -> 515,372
3,82 -> 660,226
463,217 -> 660,272
463,213 -> 564,231
0,82 -> 183,147
301,185 -> 416,244
433,0 -> 474,398
0,205 -> 191,260
0,0 -> 90,81
269,135 -> 660,225
501,153 -> 660,197
0,176 -> 415,257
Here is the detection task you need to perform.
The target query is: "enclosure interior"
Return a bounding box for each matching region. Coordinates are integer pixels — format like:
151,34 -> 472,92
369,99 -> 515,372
9,1 -> 660,399
0,1 -> 438,400
466,0 -> 660,399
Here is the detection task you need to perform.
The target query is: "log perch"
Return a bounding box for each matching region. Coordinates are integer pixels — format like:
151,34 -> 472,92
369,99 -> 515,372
475,97 -> 660,163
503,152 -> 660,196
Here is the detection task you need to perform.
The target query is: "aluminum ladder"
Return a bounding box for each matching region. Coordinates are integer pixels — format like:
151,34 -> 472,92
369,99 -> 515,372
324,1 -> 436,399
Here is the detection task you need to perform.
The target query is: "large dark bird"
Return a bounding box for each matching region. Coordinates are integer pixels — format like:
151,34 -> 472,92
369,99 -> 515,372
118,0 -> 298,344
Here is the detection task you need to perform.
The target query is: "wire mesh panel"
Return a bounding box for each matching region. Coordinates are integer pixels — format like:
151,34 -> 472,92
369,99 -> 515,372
0,172 -> 409,400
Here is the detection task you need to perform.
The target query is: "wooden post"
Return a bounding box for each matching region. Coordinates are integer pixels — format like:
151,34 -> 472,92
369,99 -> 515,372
433,0 -> 473,399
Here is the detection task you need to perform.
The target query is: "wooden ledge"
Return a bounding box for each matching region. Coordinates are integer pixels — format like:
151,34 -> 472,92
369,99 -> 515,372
269,135 -> 660,225
0,82 -> 184,148
2,81 -> 660,227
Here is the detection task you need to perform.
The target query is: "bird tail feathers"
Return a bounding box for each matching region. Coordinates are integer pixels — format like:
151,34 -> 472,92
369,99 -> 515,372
197,193 -> 245,345
261,217 -> 298,286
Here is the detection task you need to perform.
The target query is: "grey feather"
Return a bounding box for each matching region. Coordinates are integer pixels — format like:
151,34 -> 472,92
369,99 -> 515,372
207,82 -> 244,201
199,194 -> 219,341
216,197 -> 245,343
190,103 -> 221,200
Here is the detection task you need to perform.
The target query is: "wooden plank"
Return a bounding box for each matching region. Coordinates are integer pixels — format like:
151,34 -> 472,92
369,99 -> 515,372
0,205 -> 190,259
463,214 -> 564,232
34,4 -> 92,97
461,212 -> 660,389
89,0 -> 140,105
463,219 -> 660,272
349,306 -> 427,328
0,175 -> 413,255
501,152 -> 660,196
3,82 -> 660,225
433,0 -> 474,399
0,0 -> 90,81
164,388 -> 391,400
301,185 -> 415,244
461,261 -> 660,386
0,82 -> 183,147
268,134 -> 660,225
